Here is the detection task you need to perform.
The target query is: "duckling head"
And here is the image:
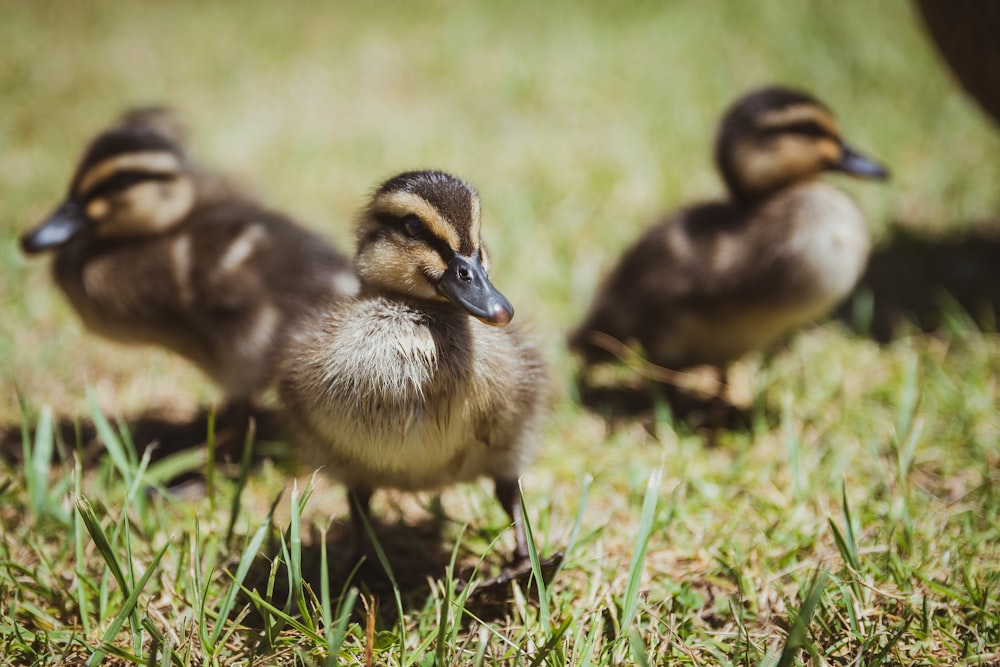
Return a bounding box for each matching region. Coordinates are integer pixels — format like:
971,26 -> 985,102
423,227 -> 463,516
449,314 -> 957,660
354,170 -> 514,326
115,106 -> 189,145
715,86 -> 889,201
21,115 -> 196,253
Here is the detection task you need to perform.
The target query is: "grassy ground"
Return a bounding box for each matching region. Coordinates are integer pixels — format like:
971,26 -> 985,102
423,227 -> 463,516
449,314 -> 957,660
2,1 -> 999,664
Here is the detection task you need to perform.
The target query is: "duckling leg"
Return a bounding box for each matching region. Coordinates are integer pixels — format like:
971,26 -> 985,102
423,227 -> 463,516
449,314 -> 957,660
217,400 -> 252,463
494,478 -> 529,566
715,366 -> 729,404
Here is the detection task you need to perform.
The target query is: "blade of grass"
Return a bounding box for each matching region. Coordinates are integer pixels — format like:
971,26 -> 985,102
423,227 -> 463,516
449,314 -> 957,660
866,611 -> 912,664
16,385 -> 33,467
115,416 -> 140,470
781,392 -> 804,500
72,456 -> 92,636
321,529 -> 336,645
896,417 -> 923,484
576,612 -> 603,667
208,499 -> 275,650
835,580 -> 861,636
473,626 -> 489,667
121,505 -> 142,656
434,532 -> 464,667
26,407 -> 54,520
192,517 -> 213,655
355,499 -> 408,665
520,482 -> 550,637
289,478 -> 315,627
773,569 -> 829,667
830,480 -> 870,615
621,467 -> 662,630
75,498 -> 134,613
325,588 -> 358,666
894,353 -> 921,448
144,448 -> 206,491
124,443 -> 155,532
85,540 -> 169,667
141,616 -> 181,667
225,417 -> 257,546
87,392 -> 134,487
237,587 -> 326,644
831,482 -> 861,573
626,627 -> 650,667
525,615 -> 574,667
264,521 -> 293,647
205,406 -> 217,514
288,481 -> 304,630
556,473 -> 591,581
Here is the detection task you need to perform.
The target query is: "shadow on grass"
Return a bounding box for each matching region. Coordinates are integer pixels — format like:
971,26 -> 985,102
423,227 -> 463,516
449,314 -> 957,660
837,220 -> 1000,342
576,380 -> 754,437
242,515 -> 450,628
0,403 -> 287,474
241,514 -> 562,629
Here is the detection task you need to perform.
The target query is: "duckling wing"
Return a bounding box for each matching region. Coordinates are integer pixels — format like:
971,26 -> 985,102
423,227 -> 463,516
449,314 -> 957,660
187,203 -> 355,312
175,203 -> 357,396
571,201 -> 774,367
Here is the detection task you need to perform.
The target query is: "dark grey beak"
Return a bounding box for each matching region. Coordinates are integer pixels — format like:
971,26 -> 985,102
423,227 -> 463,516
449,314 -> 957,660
21,200 -> 87,254
437,253 -> 514,326
833,143 -> 890,180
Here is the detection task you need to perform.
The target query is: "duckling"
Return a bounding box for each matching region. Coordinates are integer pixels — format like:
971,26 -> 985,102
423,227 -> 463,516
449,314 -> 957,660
20,109 -> 360,421
569,86 -> 889,394
279,170 -> 546,565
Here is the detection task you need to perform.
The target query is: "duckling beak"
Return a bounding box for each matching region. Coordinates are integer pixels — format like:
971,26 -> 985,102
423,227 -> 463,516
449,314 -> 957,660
20,200 -> 87,254
437,254 -> 514,326
833,143 -> 890,180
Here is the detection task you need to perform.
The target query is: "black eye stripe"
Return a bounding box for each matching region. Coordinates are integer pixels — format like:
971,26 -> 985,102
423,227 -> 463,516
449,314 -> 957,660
82,169 -> 176,200
427,235 -> 455,265
759,121 -> 833,140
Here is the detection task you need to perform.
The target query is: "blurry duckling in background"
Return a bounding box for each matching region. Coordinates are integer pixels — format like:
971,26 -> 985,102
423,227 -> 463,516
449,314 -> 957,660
280,170 -> 547,569
569,86 -> 889,406
20,108 -> 360,447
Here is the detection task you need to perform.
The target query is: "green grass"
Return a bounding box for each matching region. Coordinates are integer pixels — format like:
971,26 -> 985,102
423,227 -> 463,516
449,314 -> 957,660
2,1 -> 1000,665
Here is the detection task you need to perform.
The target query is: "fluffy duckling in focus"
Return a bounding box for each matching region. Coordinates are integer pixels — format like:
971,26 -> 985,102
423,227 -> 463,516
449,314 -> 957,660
280,170 -> 546,566
569,86 -> 889,396
21,108 -> 360,422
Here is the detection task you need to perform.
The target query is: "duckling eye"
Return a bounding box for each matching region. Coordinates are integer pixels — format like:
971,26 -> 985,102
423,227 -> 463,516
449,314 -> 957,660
402,215 -> 423,238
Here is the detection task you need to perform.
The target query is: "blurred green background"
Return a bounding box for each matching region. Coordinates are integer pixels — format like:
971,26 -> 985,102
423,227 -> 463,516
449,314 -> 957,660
2,0 -> 998,420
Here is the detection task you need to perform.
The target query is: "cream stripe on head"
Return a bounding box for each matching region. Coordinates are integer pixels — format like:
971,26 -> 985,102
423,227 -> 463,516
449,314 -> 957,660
468,192 -> 482,246
372,190 -> 461,249
756,104 -> 840,135
78,151 -> 182,195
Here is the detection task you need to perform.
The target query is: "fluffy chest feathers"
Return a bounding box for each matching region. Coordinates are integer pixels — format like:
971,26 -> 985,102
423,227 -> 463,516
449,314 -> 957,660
318,300 -> 471,420
286,297 -> 524,489
773,182 -> 870,306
